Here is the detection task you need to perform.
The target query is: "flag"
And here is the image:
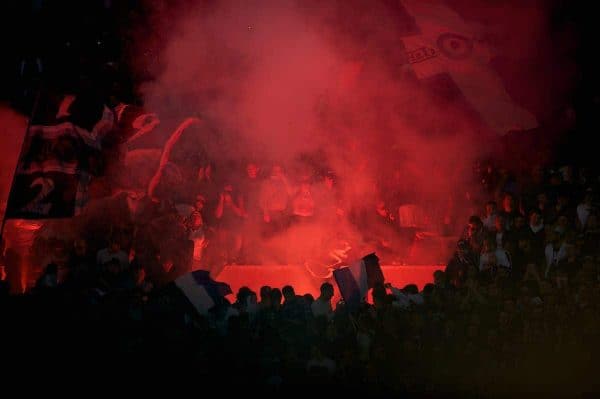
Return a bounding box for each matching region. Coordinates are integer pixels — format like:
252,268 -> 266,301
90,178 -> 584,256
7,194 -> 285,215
174,270 -> 232,316
113,103 -> 163,150
106,103 -> 165,193
147,117 -> 203,197
112,104 -> 212,201
4,96 -> 109,220
4,93 -> 111,219
363,252 -> 385,288
333,253 -> 385,311
400,0 -> 538,134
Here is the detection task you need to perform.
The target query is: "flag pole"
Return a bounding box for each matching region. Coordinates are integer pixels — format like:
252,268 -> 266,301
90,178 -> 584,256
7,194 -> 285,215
0,87 -> 43,243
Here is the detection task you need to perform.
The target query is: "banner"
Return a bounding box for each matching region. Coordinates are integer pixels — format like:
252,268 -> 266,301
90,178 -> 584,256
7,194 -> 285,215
333,253 -> 384,311
4,94 -> 109,219
401,0 -> 538,134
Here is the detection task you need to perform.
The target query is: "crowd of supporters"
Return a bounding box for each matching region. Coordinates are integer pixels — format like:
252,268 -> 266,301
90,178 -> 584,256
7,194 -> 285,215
1,155 -> 599,395
1,1 -> 599,395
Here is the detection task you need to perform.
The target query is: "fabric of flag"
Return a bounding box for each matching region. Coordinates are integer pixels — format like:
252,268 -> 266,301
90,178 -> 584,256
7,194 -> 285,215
113,103 -> 163,150
333,253 -> 385,311
108,103 -> 165,192
146,117 -> 217,202
363,252 -> 385,288
5,96 -> 107,219
400,0 -> 538,134
174,270 -> 232,316
111,104 -> 212,201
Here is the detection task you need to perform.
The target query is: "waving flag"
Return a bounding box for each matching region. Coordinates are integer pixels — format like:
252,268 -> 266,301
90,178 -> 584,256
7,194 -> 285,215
333,253 -> 384,311
112,103 -> 213,201
401,0 -> 538,134
174,270 -> 232,315
113,103 -> 163,150
4,94 -> 111,219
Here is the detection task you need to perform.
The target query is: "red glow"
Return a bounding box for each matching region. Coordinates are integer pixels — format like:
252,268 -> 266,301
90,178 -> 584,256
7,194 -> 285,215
0,0 -> 581,293
0,106 -> 27,221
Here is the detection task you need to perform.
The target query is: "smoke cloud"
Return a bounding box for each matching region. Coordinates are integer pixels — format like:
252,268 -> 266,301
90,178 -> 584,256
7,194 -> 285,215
0,0 -> 578,274
114,0 -> 579,267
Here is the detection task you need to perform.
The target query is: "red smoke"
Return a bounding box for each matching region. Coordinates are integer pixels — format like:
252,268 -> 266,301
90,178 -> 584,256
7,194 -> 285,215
117,0 -> 577,266
128,0 -> 481,264
0,1 -> 580,274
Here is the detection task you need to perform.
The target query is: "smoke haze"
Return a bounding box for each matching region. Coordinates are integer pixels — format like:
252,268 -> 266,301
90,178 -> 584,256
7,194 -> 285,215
0,0 -> 581,269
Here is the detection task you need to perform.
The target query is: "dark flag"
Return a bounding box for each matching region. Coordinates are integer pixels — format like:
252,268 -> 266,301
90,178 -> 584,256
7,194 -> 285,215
363,252 -> 385,288
4,94 -> 110,219
112,103 -> 162,150
174,270 -> 232,316
333,253 -> 385,311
